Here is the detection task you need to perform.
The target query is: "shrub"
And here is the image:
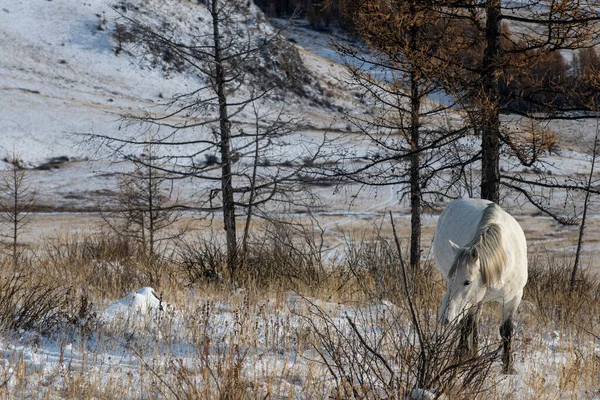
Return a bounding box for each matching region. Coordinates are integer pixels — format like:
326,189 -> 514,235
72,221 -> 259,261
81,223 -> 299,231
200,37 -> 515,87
177,220 -> 342,293
0,257 -> 83,335
177,235 -> 225,286
525,253 -> 600,330
40,233 -> 147,300
112,23 -> 137,55
300,295 -> 497,399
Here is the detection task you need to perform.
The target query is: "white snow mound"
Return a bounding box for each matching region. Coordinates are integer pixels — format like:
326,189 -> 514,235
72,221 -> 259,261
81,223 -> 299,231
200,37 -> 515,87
407,389 -> 440,400
103,287 -> 167,320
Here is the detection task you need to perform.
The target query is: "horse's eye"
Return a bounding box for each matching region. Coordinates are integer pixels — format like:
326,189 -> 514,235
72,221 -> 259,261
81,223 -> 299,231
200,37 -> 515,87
464,280 -> 471,286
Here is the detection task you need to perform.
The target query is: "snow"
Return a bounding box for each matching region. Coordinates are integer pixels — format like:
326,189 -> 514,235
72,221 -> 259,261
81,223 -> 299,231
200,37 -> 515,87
102,287 -> 167,319
408,388 -> 439,400
0,286 -> 594,398
0,0 -> 190,164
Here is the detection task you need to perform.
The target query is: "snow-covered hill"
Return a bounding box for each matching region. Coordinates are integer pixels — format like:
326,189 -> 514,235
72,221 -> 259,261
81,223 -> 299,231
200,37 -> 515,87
0,0 -> 372,212
0,0 -> 359,166
2,0 -> 183,163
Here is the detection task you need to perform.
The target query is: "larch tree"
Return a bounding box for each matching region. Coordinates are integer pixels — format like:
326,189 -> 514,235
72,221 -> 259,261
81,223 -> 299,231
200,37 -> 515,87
427,0 -> 600,204
333,0 -> 477,270
103,144 -> 186,285
0,155 -> 36,269
85,0 -> 321,280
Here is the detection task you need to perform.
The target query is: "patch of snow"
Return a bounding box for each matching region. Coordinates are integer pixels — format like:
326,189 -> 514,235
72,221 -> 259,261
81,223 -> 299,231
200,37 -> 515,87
407,388 -> 439,400
103,287 -> 167,320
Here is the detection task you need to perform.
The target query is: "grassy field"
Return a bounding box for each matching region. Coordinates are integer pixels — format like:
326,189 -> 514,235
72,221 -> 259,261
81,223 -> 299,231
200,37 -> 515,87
0,221 -> 599,399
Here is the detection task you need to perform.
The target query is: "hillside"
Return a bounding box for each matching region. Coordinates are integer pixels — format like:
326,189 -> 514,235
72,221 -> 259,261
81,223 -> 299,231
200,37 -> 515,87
0,0 -> 370,211
0,0 -> 361,164
2,0 -> 600,258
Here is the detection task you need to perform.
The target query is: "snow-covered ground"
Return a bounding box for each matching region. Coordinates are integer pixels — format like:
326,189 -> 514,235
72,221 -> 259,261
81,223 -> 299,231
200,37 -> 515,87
0,285 -> 598,398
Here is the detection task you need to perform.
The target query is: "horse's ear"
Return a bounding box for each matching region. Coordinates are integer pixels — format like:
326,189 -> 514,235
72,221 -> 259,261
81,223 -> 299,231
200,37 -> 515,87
449,240 -> 461,253
470,247 -> 479,261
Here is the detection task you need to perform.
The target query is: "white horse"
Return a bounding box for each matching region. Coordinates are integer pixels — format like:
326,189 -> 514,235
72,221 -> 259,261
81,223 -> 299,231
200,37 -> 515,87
433,198 -> 527,374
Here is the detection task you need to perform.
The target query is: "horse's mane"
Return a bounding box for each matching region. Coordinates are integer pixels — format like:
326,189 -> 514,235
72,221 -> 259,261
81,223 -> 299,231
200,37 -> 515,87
449,203 -> 507,286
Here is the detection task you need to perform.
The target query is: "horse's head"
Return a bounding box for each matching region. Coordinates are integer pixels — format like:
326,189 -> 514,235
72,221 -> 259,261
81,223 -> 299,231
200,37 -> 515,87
439,240 -> 487,324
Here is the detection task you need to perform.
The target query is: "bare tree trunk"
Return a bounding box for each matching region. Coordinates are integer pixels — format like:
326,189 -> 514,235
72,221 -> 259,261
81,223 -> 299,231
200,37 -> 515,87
406,3 -> 422,271
409,67 -> 421,271
242,105 -> 261,256
481,0 -> 501,203
148,164 -> 154,259
570,124 -> 599,294
211,0 -> 237,279
147,163 -> 157,283
11,165 -> 18,268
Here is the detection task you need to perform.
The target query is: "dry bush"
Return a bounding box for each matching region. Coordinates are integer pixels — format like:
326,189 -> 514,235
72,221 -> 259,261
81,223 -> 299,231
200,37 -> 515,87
524,253 -> 600,331
343,234 -> 399,298
177,220 -> 352,295
38,233 -> 151,300
0,255 -> 82,335
299,296 -> 499,399
239,220 -> 330,290
166,338 -> 249,400
177,235 -> 226,286
344,233 -> 444,308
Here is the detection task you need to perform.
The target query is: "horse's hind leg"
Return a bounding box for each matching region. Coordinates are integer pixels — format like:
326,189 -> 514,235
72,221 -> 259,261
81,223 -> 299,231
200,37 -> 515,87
500,318 -> 515,374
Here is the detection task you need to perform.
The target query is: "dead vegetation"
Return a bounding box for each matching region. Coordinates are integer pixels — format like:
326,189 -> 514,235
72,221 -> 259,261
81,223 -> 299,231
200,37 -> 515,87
0,217 -> 597,398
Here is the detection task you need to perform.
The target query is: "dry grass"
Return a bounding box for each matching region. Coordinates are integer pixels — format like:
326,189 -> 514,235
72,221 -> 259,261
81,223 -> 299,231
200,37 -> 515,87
525,252 -> 600,330
0,224 -> 598,399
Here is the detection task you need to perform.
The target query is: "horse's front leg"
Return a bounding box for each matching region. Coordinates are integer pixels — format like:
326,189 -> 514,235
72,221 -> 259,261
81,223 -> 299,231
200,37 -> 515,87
458,304 -> 482,360
471,304 -> 482,357
500,294 -> 522,374
458,310 -> 477,360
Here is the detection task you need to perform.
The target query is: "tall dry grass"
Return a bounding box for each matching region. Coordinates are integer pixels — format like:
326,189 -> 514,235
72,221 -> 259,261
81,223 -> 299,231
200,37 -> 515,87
0,222 -> 598,398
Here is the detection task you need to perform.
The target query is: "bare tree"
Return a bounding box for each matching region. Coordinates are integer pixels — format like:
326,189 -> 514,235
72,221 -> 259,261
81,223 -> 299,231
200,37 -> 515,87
332,0 -> 477,270
84,0 -> 322,280
104,145 -> 186,285
0,155 -> 36,269
570,122 -> 600,294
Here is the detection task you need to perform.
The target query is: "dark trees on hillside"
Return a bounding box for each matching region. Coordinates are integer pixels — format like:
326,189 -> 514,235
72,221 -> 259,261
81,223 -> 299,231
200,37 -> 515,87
254,0 -> 357,31
430,0 -> 600,203
572,47 -> 600,109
